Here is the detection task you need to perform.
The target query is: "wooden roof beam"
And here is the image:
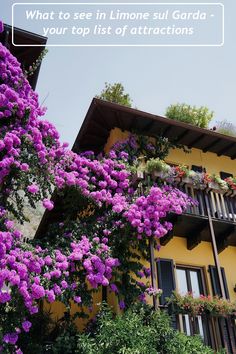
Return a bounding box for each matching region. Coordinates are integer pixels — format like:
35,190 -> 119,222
143,120 -> 155,133
160,229 -> 174,246
17,47 -> 34,60
162,125 -> 172,137
189,134 -> 205,148
160,215 -> 178,246
203,138 -> 221,153
114,111 -> 124,131
187,221 -> 208,250
217,142 -> 235,156
91,120 -> 111,137
96,105 -> 114,130
81,134 -> 105,143
78,143 -> 104,152
175,129 -> 189,143
128,114 -> 139,132
217,226 -> 234,253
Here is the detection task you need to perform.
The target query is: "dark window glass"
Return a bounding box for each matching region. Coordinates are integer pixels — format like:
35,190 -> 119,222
220,171 -> 233,180
176,267 -> 205,296
192,165 -> 204,173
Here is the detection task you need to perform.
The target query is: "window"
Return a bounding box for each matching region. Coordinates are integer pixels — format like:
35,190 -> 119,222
176,267 -> 205,296
191,165 -> 205,173
176,266 -> 206,339
219,171 -> 233,180
157,260 -> 212,346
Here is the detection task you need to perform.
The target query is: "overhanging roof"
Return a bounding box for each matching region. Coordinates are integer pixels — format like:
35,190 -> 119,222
0,24 -> 47,89
73,98 -> 236,159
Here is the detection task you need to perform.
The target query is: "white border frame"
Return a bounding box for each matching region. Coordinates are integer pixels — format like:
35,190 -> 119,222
12,2 -> 224,47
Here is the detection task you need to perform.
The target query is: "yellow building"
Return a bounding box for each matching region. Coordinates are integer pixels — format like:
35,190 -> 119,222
37,99 -> 236,353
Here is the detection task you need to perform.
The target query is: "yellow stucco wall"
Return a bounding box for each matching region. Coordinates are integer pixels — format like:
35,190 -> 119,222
167,147 -> 236,176
44,289 -> 103,331
44,284 -> 122,331
219,246 -> 236,300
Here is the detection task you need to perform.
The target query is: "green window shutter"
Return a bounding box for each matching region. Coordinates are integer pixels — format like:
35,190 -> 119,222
157,258 -> 176,305
208,265 -> 230,299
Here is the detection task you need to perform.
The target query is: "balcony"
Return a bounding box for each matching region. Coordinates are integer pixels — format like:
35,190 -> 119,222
162,305 -> 236,353
161,184 -> 236,252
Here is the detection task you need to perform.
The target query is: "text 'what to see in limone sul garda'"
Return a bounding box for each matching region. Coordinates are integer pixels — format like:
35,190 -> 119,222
25,9 -> 209,21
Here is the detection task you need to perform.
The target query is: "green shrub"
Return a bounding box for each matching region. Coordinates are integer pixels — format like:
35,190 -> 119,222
96,82 -> 132,107
166,103 -> 214,128
146,158 -> 171,174
52,303 -> 217,354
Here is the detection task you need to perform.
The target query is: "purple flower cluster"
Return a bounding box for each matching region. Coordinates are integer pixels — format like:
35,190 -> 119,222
69,236 -> 119,288
124,186 -> 193,240
0,214 -> 119,350
53,153 -> 130,212
22,320 -> 32,332
0,41 -> 47,185
0,222 -> 119,303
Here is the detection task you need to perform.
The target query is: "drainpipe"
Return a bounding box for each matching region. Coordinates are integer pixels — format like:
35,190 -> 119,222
204,194 -> 226,299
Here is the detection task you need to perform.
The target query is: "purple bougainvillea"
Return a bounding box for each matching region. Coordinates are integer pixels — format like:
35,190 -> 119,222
0,20 -> 194,353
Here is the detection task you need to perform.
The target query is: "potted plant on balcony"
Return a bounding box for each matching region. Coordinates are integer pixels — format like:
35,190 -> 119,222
202,295 -> 236,317
146,158 -> 171,179
165,166 -> 178,184
167,291 -> 204,317
167,291 -> 236,317
174,165 -> 191,185
130,156 -> 146,185
225,177 -> 236,197
188,171 -> 206,190
204,174 -> 229,194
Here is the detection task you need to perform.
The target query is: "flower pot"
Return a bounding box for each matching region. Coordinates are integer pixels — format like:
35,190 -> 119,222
151,170 -> 168,180
207,182 -> 227,194
181,177 -> 193,186
136,170 -> 144,180
152,170 -> 163,178
132,171 -> 144,185
208,182 -> 219,190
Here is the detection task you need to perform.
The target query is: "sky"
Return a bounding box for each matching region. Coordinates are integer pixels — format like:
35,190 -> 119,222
1,0 -> 236,147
